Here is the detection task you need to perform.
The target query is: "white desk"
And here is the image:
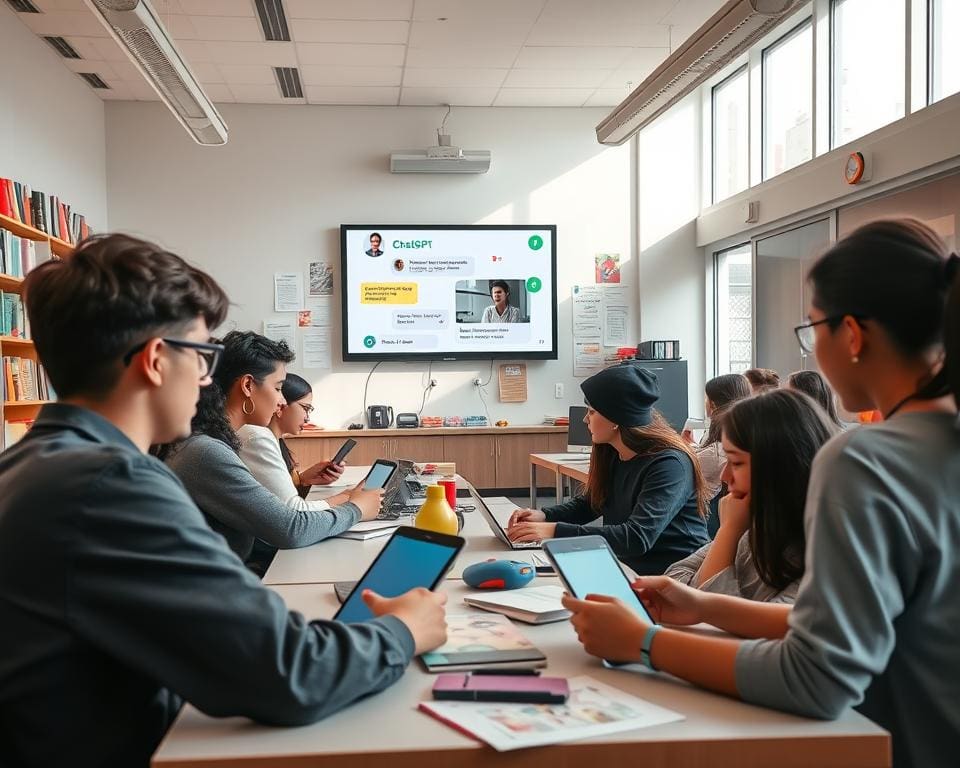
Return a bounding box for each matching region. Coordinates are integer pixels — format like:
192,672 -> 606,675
528,453 -> 590,508
263,491 -> 524,586
153,581 -> 890,768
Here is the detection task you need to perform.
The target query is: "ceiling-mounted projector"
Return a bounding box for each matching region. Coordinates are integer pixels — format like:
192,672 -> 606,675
390,133 -> 490,174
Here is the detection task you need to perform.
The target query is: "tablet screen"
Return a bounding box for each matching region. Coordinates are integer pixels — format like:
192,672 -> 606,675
550,547 -> 654,625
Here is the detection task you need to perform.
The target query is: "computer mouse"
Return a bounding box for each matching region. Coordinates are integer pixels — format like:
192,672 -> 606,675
462,559 -> 535,590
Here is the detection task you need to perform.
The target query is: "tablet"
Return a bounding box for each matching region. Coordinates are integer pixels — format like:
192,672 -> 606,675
334,526 -> 464,623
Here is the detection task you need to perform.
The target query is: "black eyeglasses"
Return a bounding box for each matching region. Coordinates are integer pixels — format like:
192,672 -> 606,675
122,338 -> 225,381
297,401 -> 314,418
794,315 -> 867,354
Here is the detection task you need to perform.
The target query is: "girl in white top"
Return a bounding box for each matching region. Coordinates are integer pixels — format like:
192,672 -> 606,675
238,373 -> 358,513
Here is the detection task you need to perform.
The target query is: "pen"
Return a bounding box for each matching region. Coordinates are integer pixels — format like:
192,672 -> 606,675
469,668 -> 541,676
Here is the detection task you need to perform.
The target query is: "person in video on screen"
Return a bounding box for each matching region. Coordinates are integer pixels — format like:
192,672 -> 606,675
480,280 -> 522,323
507,363 -> 709,575
0,233 -> 448,768
365,232 -> 384,257
560,218 -> 960,768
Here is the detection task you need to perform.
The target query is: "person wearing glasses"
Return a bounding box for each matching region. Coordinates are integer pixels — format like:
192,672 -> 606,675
0,234 -> 449,768
560,219 -> 960,768
162,331 -> 382,571
238,373 -> 347,502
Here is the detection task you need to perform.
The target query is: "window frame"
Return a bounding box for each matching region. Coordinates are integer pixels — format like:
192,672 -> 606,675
711,64 -> 750,205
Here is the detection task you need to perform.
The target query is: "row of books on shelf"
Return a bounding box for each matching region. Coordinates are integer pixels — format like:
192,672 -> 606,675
2,356 -> 53,402
0,291 -> 29,338
1,230 -> 49,279
0,176 -> 90,245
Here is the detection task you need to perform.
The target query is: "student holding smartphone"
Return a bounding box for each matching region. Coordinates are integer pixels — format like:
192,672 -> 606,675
507,364 -> 709,575
162,331 -> 383,570
561,220 -> 960,768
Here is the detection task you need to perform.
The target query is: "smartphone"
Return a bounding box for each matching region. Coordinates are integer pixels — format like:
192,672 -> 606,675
362,459 -> 398,490
330,438 -> 357,466
542,536 -> 654,626
432,673 -> 569,704
334,526 -> 464,623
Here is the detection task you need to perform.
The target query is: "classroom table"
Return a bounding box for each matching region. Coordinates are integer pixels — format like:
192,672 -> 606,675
152,580 -> 891,768
528,453 -> 591,508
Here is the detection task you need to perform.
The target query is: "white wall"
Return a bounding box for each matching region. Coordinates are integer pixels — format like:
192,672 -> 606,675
104,102 -> 632,428
0,4 -> 107,229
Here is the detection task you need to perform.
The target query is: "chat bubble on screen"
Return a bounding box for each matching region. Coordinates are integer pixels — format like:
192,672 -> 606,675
456,324 -> 532,344
392,310 -> 449,330
361,283 -> 419,305
379,335 -> 439,349
405,257 -> 475,276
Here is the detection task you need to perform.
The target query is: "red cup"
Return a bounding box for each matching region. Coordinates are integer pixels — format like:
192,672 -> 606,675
437,478 -> 457,509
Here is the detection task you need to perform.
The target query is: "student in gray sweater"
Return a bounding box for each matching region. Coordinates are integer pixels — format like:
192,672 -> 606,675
163,331 -> 382,566
666,389 -> 838,602
560,219 -> 960,768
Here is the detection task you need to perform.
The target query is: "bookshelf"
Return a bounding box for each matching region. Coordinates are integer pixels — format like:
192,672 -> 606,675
0,212 -> 75,258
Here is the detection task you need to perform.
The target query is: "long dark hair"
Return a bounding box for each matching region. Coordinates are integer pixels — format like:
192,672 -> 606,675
787,370 -> 842,428
720,389 -> 838,591
586,412 -> 707,515
281,372 -> 312,404
703,373 -> 751,446
808,218 -> 960,408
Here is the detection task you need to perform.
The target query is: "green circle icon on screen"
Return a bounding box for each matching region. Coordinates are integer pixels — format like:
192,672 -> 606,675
528,235 -> 543,250
526,277 -> 542,293
363,335 -> 376,348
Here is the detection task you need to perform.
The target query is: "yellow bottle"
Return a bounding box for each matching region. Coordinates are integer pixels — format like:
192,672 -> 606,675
414,484 -> 459,535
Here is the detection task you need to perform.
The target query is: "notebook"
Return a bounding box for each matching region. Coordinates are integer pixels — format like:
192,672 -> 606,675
463,584 -> 570,625
420,613 -> 547,673
336,520 -> 402,541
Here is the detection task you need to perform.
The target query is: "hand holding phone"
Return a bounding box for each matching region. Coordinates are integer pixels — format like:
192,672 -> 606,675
330,438 -> 357,466
347,484 -> 385,521
362,459 -> 398,490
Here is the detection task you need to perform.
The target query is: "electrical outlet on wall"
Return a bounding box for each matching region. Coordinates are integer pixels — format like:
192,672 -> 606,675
554,383 -> 564,398
473,377 -> 482,386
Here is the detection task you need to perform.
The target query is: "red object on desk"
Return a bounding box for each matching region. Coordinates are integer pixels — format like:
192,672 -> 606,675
438,478 -> 457,509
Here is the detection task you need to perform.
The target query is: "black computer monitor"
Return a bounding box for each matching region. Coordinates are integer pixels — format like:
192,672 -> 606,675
567,406 -> 591,453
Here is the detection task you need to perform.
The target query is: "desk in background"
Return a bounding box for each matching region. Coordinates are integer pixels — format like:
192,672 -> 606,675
528,453 -> 590,508
153,580 -> 890,768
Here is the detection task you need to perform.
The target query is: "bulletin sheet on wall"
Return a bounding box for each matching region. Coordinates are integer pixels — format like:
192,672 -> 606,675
264,261 -> 335,369
571,283 -> 631,377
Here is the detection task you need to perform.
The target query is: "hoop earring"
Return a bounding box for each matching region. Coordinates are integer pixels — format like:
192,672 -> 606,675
242,397 -> 255,415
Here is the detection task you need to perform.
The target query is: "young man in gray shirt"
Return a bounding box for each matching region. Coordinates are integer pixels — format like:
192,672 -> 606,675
0,234 -> 448,768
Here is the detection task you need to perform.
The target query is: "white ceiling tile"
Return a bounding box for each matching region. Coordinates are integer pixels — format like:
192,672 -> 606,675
127,79 -> 163,100
108,60 -> 147,82
31,0 -> 89,11
409,21 -> 533,49
187,15 -> 263,41
296,42 -> 405,66
493,88 -> 594,107
159,14 -> 199,40
286,0 -> 413,21
198,83 -> 235,102
670,25 -> 699,52
64,59 -> 117,77
291,19 -> 409,44
227,83 -> 286,102
304,85 -> 400,104
20,10 -> 110,37
404,68 -> 507,88
217,64 -> 277,84
538,0 -> 675,26
620,47 -> 671,69
413,0 -> 546,23
176,40 -> 214,62
583,88 -> 629,107
405,46 -> 519,68
399,86 -> 498,106
300,65 -> 402,86
515,46 -> 632,69
154,0 -> 187,13
186,60 -> 224,82
88,37 -> 133,62
526,20 -> 669,48
600,65 -> 662,91
176,0 -> 256,16
660,0 -> 727,27
203,41 -> 296,65
97,87 -> 137,101
504,68 -> 609,89
63,37 -> 106,61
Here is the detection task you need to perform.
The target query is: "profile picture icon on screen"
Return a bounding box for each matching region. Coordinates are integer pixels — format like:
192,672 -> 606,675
393,258 -> 405,272
366,232 -> 384,257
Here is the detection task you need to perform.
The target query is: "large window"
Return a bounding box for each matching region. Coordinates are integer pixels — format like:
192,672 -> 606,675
763,21 -> 813,180
715,244 -> 752,374
931,0 -> 960,103
712,67 -> 749,203
832,0 -> 905,147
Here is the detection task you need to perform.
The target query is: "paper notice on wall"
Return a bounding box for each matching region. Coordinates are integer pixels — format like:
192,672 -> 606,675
274,272 -> 303,312
572,285 -> 602,337
308,261 -> 334,297
302,328 -> 332,369
304,296 -> 332,327
263,319 -> 295,351
602,285 -> 630,347
574,338 -> 603,377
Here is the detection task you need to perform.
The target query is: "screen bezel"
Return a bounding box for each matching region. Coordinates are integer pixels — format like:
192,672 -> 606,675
340,224 -> 559,362
330,438 -> 357,465
333,526 -> 465,621
362,459 -> 398,490
542,536 -> 655,625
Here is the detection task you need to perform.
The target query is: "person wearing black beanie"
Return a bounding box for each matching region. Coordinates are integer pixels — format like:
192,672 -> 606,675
508,362 -> 710,576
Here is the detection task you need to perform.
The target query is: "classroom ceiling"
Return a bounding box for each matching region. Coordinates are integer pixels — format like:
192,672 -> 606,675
13,0 -> 727,107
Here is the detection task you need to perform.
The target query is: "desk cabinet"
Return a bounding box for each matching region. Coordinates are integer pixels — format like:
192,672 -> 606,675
286,426 -> 565,490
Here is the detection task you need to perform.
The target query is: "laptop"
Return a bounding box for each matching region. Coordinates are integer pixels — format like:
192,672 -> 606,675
463,479 -> 541,550
376,459 -> 419,519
